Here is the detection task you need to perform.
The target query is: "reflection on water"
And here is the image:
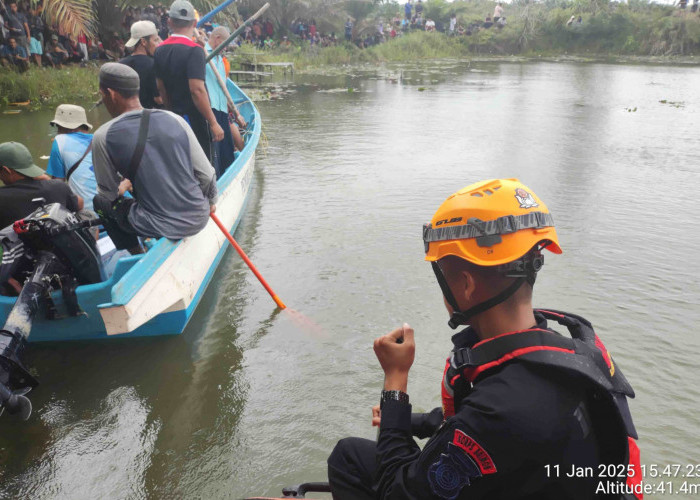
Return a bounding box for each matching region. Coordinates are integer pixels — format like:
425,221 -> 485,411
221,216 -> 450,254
0,61 -> 698,498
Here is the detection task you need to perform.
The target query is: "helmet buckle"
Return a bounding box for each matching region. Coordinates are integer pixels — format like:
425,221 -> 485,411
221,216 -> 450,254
468,218 -> 502,248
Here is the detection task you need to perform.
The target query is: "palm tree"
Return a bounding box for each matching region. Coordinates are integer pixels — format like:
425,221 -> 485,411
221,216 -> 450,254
41,0 -> 95,38
38,0 -> 232,40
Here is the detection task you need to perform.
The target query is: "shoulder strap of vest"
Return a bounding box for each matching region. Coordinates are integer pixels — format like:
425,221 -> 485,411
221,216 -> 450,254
451,309 -> 638,439
452,310 -> 635,399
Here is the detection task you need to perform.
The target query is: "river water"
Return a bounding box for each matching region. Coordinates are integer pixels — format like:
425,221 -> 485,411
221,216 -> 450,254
0,61 -> 698,499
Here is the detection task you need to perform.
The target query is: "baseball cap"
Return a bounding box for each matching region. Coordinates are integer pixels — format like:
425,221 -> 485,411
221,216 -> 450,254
169,0 -> 195,21
125,20 -> 158,48
0,142 -> 45,178
50,104 -> 92,130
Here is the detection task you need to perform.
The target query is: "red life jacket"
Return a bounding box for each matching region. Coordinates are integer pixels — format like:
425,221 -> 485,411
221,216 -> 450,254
441,309 -> 643,499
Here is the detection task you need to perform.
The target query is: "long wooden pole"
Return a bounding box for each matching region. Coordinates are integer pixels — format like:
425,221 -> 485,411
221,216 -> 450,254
206,2 -> 269,62
210,213 -> 286,310
208,59 -> 237,114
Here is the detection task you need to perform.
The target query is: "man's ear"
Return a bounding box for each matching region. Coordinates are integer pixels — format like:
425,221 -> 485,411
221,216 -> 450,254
461,269 -> 477,305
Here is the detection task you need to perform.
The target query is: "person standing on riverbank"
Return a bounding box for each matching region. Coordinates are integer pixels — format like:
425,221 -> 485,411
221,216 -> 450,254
120,20 -> 162,109
493,2 -> 504,22
1,1 -> 29,52
154,0 -> 223,161
92,63 -> 217,254
327,179 -> 641,499
46,104 -> 97,211
344,18 -> 353,41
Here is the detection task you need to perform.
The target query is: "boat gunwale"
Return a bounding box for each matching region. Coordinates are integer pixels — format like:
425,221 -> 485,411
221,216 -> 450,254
0,78 -> 261,313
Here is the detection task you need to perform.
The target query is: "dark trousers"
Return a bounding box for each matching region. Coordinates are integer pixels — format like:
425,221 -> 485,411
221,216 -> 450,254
182,110 -> 213,162
212,109 -> 235,177
327,437 -> 377,500
93,194 -> 139,250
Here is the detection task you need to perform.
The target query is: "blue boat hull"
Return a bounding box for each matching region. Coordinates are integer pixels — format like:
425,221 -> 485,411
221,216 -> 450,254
0,79 -> 260,342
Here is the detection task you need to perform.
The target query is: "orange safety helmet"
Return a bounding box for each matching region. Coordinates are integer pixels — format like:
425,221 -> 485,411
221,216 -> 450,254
423,179 -> 562,329
424,178 -> 561,266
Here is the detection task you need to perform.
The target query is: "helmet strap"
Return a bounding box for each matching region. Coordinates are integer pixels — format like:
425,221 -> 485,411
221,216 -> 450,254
447,277 -> 525,329
431,261 -> 461,312
432,261 -> 528,330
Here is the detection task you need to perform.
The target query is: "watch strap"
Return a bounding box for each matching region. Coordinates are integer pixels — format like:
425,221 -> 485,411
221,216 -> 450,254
380,389 -> 409,409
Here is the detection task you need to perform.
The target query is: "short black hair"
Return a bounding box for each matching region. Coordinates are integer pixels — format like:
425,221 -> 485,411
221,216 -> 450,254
99,84 -> 139,99
170,17 -> 194,29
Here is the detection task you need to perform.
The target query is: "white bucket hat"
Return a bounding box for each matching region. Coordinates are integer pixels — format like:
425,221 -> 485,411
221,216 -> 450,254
50,104 -> 92,130
125,20 -> 158,48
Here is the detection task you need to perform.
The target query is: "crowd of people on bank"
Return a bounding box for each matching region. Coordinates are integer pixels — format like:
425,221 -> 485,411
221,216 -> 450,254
0,0 -> 133,72
1,1 -> 246,291
678,0 -> 700,12
1,0 -> 514,72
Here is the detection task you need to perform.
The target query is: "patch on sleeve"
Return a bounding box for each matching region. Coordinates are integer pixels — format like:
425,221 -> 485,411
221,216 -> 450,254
428,443 -> 482,500
452,429 -> 497,475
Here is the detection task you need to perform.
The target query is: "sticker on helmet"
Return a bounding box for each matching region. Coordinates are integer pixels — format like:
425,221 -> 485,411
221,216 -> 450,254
514,188 -> 539,209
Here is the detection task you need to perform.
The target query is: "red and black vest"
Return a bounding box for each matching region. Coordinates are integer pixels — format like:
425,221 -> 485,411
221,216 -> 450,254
441,309 -> 643,499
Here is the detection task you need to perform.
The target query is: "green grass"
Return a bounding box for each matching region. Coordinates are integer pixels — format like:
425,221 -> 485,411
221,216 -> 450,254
0,65 -> 100,109
237,0 -> 700,70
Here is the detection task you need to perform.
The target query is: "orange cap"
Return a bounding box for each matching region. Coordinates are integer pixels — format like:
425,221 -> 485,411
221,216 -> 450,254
424,179 -> 562,266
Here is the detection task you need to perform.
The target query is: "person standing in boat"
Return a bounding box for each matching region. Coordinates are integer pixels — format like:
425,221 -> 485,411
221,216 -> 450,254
205,26 -> 245,177
153,0 -> 223,162
327,179 -> 642,499
91,63 -> 217,255
119,20 -> 162,109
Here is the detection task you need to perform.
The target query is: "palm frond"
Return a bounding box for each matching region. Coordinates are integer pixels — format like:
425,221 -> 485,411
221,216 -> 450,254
43,0 -> 96,38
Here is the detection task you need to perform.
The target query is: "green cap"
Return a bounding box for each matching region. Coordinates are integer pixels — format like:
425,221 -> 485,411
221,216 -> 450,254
0,142 -> 45,178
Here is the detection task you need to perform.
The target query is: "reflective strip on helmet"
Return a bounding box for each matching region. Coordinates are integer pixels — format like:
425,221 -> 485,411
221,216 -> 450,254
423,211 -> 555,248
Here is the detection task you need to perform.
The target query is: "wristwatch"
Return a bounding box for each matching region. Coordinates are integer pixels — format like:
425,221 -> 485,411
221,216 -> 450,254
380,390 -> 409,409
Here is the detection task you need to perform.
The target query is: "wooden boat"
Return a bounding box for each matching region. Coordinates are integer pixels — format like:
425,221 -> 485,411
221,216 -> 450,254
0,78 -> 260,342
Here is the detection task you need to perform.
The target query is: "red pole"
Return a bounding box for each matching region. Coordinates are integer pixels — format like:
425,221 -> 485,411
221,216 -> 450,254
210,213 -> 286,309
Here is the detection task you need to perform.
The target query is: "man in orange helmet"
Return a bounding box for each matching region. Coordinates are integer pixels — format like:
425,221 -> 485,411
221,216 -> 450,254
327,179 -> 642,499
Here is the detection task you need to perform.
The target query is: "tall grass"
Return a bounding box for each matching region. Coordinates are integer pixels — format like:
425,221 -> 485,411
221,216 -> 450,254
242,0 -> 700,68
0,66 -> 99,109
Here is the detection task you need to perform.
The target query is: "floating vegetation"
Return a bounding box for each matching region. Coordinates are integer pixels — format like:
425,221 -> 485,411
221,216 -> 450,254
418,87 -> 427,91
659,100 -> 684,108
625,107 -> 638,112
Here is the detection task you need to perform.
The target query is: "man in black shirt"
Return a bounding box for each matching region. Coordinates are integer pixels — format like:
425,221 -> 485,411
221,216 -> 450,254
154,0 -> 223,161
120,20 -> 162,109
0,142 -> 82,230
327,179 -> 642,499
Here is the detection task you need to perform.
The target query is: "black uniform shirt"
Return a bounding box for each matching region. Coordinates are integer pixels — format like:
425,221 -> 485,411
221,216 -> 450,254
119,54 -> 160,109
377,351 -> 606,498
0,179 -> 79,229
153,36 -> 205,116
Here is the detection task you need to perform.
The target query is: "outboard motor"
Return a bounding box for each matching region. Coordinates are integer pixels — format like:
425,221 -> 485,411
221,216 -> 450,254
0,203 -> 104,420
